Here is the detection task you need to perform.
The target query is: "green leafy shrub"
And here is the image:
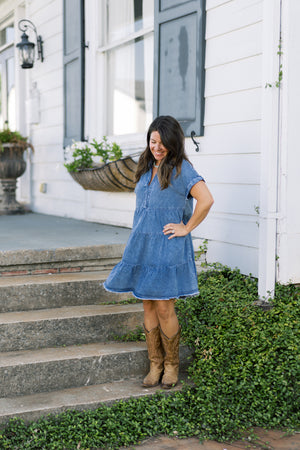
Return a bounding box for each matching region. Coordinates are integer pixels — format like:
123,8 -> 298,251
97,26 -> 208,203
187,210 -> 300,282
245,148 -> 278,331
176,267 -> 300,440
64,137 -> 123,172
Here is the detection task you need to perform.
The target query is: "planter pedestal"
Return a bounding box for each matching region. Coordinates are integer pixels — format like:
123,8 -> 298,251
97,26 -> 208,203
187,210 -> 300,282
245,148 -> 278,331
0,179 -> 25,215
0,143 -> 28,215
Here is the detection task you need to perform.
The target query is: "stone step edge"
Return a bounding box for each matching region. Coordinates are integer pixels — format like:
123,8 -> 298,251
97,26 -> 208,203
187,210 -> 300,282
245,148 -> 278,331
0,377 -> 190,426
0,244 -> 125,277
0,271 -> 133,314
0,270 -> 111,287
0,341 -> 147,368
0,264 -> 117,278
0,302 -> 143,324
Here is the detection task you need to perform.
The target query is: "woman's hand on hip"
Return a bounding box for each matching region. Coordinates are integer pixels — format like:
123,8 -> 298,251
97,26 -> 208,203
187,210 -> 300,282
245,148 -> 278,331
163,221 -> 188,240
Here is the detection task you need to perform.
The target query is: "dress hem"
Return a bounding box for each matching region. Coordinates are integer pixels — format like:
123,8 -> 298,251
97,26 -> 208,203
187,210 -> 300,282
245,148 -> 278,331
103,282 -> 199,301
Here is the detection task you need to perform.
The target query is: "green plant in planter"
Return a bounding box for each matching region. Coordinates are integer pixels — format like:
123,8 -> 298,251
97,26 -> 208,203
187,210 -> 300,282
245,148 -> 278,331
0,128 -> 33,151
64,137 -> 123,173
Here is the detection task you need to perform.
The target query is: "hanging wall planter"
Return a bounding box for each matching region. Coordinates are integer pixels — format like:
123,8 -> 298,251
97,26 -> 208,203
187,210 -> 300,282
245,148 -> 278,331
0,130 -> 33,215
69,156 -> 137,192
64,138 -> 138,192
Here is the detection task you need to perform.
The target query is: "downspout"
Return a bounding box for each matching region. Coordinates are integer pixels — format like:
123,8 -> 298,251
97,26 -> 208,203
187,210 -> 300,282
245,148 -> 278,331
258,0 -> 282,301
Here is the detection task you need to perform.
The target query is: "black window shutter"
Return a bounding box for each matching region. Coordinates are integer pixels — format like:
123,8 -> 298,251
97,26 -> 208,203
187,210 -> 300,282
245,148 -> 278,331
154,0 -> 206,136
63,0 -> 85,146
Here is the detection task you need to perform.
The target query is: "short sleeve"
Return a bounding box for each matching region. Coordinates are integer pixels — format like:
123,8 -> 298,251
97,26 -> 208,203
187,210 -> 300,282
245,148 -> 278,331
180,160 -> 204,198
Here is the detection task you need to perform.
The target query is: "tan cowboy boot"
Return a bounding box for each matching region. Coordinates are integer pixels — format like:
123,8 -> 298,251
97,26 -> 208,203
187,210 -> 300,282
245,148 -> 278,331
160,326 -> 181,389
142,324 -> 164,387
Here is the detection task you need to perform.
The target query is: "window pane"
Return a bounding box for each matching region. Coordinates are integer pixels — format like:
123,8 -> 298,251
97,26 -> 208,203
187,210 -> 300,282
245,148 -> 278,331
107,0 -> 154,43
107,34 -> 153,135
0,25 -> 14,47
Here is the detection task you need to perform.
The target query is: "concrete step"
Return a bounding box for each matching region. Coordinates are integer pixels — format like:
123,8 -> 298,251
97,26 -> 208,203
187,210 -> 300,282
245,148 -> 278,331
0,303 -> 143,352
0,271 -> 131,313
0,244 -> 125,277
0,342 -> 192,398
0,376 -> 190,426
0,342 -> 147,397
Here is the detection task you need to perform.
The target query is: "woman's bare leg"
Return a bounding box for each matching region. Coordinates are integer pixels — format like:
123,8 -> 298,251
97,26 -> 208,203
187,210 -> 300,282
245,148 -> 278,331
155,299 -> 179,337
143,300 -> 159,331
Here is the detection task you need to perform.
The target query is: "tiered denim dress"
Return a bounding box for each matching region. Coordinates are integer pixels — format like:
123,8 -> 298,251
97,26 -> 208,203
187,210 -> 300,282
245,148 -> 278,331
103,159 -> 204,300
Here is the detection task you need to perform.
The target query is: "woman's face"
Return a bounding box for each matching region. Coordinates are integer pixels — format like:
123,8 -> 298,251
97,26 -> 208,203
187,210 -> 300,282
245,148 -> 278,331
149,131 -> 169,165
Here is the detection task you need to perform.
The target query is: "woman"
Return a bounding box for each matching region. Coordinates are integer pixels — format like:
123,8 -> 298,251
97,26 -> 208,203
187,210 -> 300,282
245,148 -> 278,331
104,116 -> 214,389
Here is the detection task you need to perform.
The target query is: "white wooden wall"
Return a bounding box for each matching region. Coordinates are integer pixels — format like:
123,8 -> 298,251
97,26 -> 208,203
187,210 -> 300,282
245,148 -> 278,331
190,0 -> 263,276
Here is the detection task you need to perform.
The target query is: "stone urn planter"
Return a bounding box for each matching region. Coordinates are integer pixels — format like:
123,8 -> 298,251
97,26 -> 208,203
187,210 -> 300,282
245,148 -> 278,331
0,130 -> 33,215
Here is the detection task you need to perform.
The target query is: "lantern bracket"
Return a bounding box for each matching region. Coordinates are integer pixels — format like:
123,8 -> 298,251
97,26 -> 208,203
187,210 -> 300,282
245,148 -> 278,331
18,19 -> 44,63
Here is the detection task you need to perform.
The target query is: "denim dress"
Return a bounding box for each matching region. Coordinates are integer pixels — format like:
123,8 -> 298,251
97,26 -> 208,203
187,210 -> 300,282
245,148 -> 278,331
103,159 -> 204,300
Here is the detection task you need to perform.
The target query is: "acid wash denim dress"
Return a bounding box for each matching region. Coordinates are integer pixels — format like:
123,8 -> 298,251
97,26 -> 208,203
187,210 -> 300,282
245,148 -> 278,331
103,159 -> 204,300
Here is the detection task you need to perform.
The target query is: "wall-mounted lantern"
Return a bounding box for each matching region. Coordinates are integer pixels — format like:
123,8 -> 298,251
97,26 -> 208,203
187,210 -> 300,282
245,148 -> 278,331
16,19 -> 44,69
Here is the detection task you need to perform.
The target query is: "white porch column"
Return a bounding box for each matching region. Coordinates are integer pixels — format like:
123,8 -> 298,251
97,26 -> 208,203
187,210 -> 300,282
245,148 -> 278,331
258,0 -> 282,300
277,0 -> 300,284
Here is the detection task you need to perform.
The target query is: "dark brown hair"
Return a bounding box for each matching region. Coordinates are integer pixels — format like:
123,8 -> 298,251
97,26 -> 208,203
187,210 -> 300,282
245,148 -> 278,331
135,115 -> 189,189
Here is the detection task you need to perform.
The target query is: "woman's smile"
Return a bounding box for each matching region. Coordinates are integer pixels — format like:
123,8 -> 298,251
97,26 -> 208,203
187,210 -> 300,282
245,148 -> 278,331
150,131 -> 169,164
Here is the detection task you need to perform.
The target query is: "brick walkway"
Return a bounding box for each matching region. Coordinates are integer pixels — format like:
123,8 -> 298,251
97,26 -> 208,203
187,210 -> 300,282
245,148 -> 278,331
127,429 -> 300,449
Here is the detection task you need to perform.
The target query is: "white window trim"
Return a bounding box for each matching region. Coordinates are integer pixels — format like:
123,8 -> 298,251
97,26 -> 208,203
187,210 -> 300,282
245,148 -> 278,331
97,26 -> 153,53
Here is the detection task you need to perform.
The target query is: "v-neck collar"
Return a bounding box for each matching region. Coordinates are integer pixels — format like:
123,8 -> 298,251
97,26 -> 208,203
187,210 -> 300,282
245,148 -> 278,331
148,167 -> 158,186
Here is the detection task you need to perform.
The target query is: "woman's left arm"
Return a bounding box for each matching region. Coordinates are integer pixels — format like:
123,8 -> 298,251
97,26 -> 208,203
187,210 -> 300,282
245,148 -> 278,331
163,181 -> 214,239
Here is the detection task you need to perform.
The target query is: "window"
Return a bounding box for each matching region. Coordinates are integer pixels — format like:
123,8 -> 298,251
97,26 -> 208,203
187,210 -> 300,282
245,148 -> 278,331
85,1 -> 206,140
63,0 -> 85,146
101,0 -> 154,135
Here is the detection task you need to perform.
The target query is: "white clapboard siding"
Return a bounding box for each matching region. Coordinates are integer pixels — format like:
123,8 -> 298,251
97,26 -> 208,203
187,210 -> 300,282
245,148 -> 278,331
88,207 -> 135,229
31,145 -> 64,164
34,162 -> 68,182
32,67 -> 63,92
89,191 -> 136,212
34,196 -> 86,220
39,107 -> 63,127
206,0 -> 233,10
193,154 -> 260,185
206,0 -> 263,39
206,22 -> 262,68
28,0 -> 62,27
40,88 -> 63,111
205,55 -> 262,97
199,121 -> 260,155
33,14 -> 62,40
200,0 -> 263,273
204,88 -> 261,126
39,180 -> 86,203
208,184 -> 260,216
207,240 -> 259,277
31,126 -> 63,147
197,213 -> 259,247
33,52 -> 63,79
